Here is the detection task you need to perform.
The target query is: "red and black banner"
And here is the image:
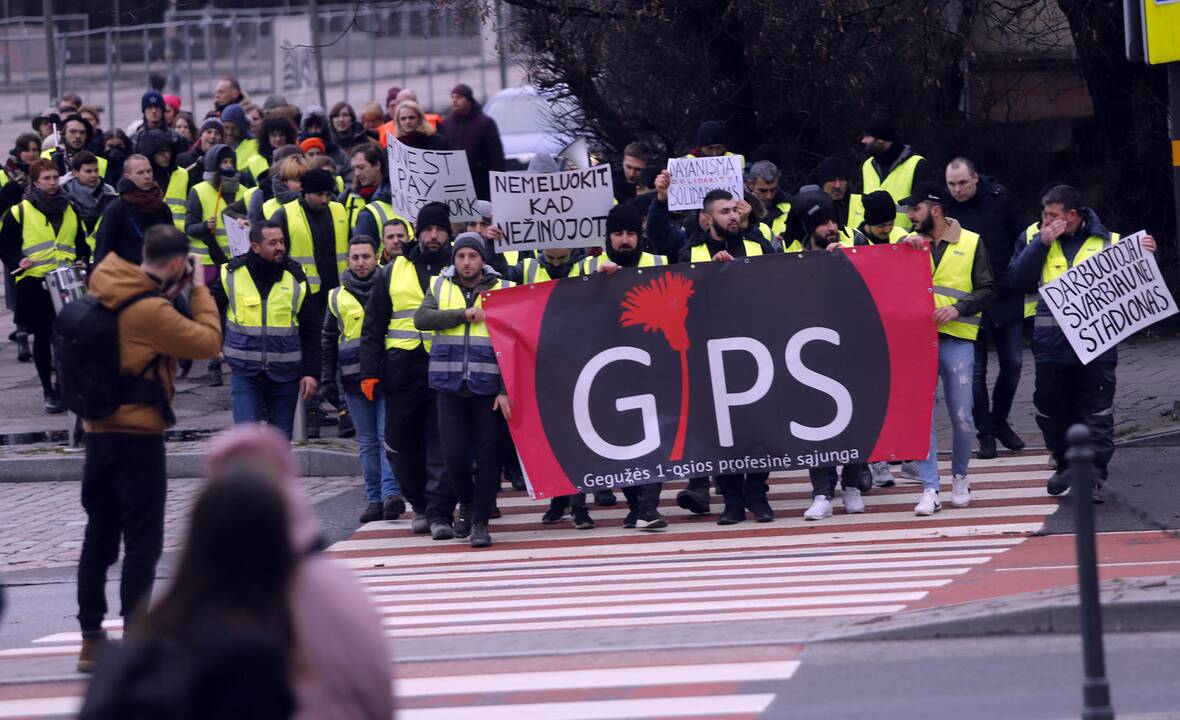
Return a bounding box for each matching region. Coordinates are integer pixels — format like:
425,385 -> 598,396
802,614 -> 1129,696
484,246 -> 938,499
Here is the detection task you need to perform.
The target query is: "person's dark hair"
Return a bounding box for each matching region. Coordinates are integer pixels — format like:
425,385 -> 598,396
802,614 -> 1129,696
13,132 -> 41,155
260,117 -> 298,152
351,143 -> 385,173
1041,184 -> 1084,213
703,188 -> 734,212
947,156 -> 977,176
744,191 -> 766,221
59,91 -> 83,109
103,128 -> 130,148
27,158 -> 58,182
174,111 -> 197,138
329,101 -> 356,121
250,220 -> 282,244
623,141 -> 653,163
350,234 -> 379,252
221,77 -> 242,93
143,225 -> 191,263
133,463 -> 295,658
382,218 -> 408,233
69,151 -> 99,172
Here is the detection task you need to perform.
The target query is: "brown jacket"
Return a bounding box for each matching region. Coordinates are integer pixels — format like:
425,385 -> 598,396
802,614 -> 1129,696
83,255 -> 222,435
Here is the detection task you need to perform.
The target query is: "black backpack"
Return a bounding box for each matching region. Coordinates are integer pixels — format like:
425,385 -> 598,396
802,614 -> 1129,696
53,290 -> 168,420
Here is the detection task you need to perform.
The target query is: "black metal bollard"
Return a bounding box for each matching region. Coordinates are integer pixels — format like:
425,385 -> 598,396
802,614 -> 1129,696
1066,423 -> 1114,720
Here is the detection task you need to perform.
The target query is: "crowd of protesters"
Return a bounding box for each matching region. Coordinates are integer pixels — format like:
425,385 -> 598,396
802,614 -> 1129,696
0,79 -> 1159,679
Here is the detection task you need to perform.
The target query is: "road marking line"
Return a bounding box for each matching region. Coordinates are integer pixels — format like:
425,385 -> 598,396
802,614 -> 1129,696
397,693 -> 778,720
995,560 -> 1180,572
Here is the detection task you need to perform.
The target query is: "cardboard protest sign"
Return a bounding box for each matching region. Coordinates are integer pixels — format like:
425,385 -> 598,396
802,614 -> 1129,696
484,245 -> 937,499
489,166 -> 615,252
386,134 -> 480,222
1038,231 -> 1177,364
666,155 -> 744,211
223,214 -> 251,257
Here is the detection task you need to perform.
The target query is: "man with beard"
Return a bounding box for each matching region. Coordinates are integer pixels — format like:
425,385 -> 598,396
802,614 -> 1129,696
813,156 -> 856,228
0,159 -> 88,413
857,190 -> 907,246
210,221 -> 320,438
46,114 -> 108,180
323,235 -> 404,523
61,152 -> 116,253
94,154 -> 175,264
413,233 -> 514,548
359,202 -> 459,540
219,104 -> 260,174
859,114 -> 937,230
612,142 -> 652,204
900,182 -> 995,516
346,145 -> 413,243
135,129 -> 190,230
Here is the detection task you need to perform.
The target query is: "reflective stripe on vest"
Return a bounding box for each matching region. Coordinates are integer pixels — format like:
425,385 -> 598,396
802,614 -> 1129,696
931,228 -> 982,341
384,256 -> 433,351
190,181 -> 244,266
164,167 -> 188,230
861,154 -> 923,230
13,200 -> 78,281
427,274 -> 511,395
328,286 -> 366,381
284,198 -> 349,294
221,263 -> 306,380
689,240 -> 764,262
364,201 -> 415,240
577,253 -> 666,275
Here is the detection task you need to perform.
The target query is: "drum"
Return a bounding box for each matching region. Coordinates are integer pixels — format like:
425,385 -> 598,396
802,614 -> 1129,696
43,266 -> 87,315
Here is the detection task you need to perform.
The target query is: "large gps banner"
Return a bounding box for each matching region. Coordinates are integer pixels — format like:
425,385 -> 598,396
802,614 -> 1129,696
484,245 -> 938,499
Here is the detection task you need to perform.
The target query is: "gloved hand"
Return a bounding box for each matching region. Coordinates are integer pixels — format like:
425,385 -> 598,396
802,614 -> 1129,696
360,377 -> 380,402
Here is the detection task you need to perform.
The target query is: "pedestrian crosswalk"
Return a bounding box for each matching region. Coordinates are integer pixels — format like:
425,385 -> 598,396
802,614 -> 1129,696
0,453 -> 1057,719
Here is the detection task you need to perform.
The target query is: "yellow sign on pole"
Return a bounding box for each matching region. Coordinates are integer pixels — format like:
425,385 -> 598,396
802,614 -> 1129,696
1143,0 -> 1180,64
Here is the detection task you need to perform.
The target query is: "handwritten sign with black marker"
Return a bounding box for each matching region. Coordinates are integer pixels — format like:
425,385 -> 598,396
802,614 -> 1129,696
489,166 -> 615,252
387,133 -> 480,222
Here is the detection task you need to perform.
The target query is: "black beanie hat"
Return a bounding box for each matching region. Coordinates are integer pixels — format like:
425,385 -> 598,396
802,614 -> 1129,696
813,156 -> 851,185
451,83 -> 475,102
864,113 -> 899,142
696,120 -> 724,148
416,201 -> 452,236
801,198 -> 838,236
141,90 -> 166,112
452,231 -> 488,262
606,204 -> 642,235
862,190 -> 896,226
301,168 -> 335,194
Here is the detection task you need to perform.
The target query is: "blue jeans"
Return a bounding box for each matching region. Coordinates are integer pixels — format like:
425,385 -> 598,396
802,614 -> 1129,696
919,337 -> 976,490
230,373 -> 300,439
972,317 -> 1024,437
344,391 -> 400,503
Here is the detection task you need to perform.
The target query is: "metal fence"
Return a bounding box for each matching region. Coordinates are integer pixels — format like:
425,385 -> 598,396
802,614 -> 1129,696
0,3 -> 517,137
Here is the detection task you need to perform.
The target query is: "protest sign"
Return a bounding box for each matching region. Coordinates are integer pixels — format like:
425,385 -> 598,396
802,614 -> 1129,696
386,134 -> 480,222
1038,231 -> 1177,364
666,155 -> 745,211
484,245 -> 937,499
223,214 -> 251,257
489,166 -> 615,252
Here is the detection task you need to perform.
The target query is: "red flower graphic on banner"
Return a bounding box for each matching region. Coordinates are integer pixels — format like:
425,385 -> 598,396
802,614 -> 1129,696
619,273 -> 695,460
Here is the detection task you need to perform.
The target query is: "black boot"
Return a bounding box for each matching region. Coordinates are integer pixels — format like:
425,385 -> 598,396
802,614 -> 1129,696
177,358 -> 192,378
996,423 -> 1026,452
746,494 -> 775,522
206,360 -> 223,387
717,503 -> 746,525
593,489 -> 617,507
506,465 -> 526,491
541,497 -> 568,523
470,522 -> 492,548
382,495 -> 406,520
1046,469 -> 1070,496
306,406 -> 322,439
453,505 -> 472,538
43,389 -> 64,414
337,409 -> 356,438
359,501 -> 384,523
676,477 -> 711,515
15,332 -> 31,363
977,435 -> 997,460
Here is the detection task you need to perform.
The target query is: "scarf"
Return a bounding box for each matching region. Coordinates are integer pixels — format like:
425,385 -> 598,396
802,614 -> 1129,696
341,268 -> 376,305
27,186 -> 69,217
63,179 -> 105,223
122,182 -> 166,213
357,185 -> 377,200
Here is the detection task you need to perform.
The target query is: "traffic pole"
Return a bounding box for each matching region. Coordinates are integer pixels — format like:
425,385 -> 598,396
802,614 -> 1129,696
42,0 -> 58,104
1066,423 -> 1114,720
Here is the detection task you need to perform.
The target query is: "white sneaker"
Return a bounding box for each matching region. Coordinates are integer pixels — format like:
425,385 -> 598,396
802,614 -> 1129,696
914,489 -> 942,516
870,462 -> 895,488
842,487 -> 865,514
803,495 -> 833,521
899,461 -> 921,480
951,475 -> 971,507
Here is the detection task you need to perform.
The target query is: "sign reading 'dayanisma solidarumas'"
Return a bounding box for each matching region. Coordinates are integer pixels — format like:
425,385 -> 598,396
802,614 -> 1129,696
489,166 -> 615,252
666,155 -> 745,211
1039,231 -> 1177,364
386,134 -> 480,222
483,245 -> 939,499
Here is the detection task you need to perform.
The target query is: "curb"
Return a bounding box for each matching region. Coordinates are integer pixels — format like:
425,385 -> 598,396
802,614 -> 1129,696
0,448 -> 361,482
825,576 -> 1180,641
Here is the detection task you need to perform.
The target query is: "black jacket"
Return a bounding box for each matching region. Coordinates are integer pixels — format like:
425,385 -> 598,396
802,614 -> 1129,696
945,176 -> 1027,326
95,179 -> 176,265
210,251 -> 322,379
272,198 -> 341,293
440,105 -> 505,200
359,243 -> 452,391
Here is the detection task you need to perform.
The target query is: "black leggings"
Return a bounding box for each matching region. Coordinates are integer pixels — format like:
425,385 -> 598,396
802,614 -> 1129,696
32,330 -> 53,393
